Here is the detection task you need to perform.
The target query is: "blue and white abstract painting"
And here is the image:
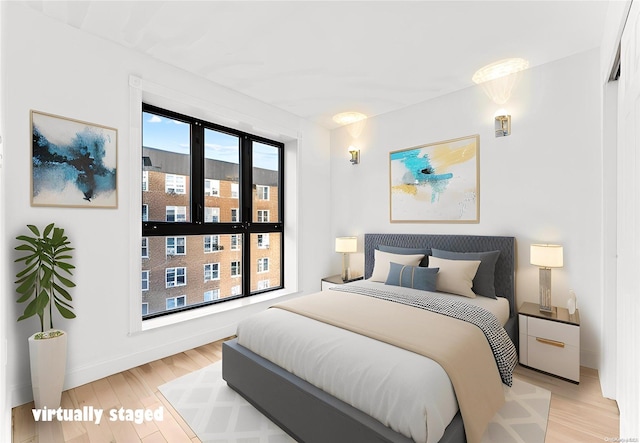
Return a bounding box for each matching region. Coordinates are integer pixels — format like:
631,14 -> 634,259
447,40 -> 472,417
31,111 -> 117,208
390,135 -> 479,222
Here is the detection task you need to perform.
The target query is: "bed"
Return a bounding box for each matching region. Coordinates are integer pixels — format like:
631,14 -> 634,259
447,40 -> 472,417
222,233 -> 517,443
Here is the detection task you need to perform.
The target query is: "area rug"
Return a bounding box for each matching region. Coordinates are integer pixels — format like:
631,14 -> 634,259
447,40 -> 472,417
159,361 -> 550,443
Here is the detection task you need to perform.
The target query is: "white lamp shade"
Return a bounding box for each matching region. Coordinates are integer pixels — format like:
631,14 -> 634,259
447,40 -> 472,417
335,237 -> 357,253
530,244 -> 563,268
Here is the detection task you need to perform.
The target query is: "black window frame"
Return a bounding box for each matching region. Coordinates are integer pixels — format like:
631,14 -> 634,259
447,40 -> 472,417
141,103 -> 285,319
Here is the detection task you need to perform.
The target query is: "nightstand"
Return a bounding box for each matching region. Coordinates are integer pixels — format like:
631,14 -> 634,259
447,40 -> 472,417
321,275 -> 363,291
518,301 -> 580,383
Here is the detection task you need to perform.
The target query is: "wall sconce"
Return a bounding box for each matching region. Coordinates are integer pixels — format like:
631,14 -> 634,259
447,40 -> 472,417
348,146 -> 360,165
495,115 -> 511,137
336,236 -> 358,281
530,244 -> 564,313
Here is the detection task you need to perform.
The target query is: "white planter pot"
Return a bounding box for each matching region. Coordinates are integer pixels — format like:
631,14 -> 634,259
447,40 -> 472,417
28,330 -> 67,409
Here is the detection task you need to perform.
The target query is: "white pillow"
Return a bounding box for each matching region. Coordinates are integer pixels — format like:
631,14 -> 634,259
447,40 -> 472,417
370,250 -> 424,282
428,256 -> 481,298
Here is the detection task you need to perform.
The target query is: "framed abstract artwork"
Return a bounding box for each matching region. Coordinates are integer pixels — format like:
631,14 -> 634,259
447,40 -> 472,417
31,110 -> 118,208
389,135 -> 479,223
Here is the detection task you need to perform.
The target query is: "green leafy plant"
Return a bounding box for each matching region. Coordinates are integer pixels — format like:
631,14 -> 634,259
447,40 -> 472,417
14,223 -> 76,333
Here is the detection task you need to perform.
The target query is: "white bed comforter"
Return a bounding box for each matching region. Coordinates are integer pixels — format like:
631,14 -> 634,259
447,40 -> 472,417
236,281 -> 509,443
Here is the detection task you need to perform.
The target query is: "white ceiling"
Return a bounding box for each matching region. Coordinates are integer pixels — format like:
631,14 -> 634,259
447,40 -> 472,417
27,1 -> 610,129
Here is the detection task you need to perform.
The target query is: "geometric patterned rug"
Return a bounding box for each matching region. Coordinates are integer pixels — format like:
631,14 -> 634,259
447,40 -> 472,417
159,361 -> 550,443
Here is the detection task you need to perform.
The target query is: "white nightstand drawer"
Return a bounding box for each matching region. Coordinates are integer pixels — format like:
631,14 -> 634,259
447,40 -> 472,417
528,317 -> 579,347
527,335 -> 580,381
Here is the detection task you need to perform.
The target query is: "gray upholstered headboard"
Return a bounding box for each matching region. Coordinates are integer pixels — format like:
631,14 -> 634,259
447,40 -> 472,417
364,233 -> 517,317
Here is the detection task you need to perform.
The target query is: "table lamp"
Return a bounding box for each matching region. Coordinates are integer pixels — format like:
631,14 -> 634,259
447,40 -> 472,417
530,244 -> 563,313
335,237 -> 357,281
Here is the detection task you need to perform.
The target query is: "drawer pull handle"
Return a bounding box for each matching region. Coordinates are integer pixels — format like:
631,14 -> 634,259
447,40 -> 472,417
536,337 -> 565,348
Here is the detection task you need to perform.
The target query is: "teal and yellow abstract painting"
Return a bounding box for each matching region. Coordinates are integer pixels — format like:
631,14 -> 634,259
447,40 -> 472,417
31,111 -> 118,208
389,135 -> 479,222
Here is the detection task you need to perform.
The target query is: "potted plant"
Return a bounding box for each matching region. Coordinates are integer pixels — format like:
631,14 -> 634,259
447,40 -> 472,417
14,223 -> 76,409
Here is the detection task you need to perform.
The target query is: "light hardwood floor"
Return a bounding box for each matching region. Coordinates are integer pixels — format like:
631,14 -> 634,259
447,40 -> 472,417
12,337 -> 619,443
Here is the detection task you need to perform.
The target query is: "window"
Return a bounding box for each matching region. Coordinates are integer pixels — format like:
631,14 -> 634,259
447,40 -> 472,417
257,234 -> 269,249
142,303 -> 149,316
142,237 -> 149,258
204,289 -> 220,301
231,234 -> 241,251
166,295 -> 186,310
142,104 -> 284,319
166,206 -> 187,222
166,237 -> 186,255
165,174 -> 187,194
142,271 -> 149,291
231,261 -> 241,277
205,179 -> 220,196
257,210 -> 269,222
257,258 -> 269,273
257,185 -> 269,200
166,267 -> 187,288
204,235 -> 220,253
258,279 -> 270,290
204,263 -> 220,281
205,207 -> 220,223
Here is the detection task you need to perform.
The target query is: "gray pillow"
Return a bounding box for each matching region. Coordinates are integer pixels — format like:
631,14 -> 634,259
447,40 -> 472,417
431,249 -> 500,299
378,245 -> 431,267
385,262 -> 438,292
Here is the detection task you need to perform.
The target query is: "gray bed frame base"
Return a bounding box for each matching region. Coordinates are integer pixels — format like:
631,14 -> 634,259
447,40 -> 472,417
223,233 -> 517,443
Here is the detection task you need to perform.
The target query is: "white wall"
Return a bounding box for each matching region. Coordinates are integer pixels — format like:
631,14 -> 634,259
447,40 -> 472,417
3,2 -> 332,407
330,50 -> 603,369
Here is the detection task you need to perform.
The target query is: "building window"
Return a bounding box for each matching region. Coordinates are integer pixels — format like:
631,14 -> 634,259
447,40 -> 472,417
205,179 -> 220,196
230,234 -> 241,251
166,267 -> 187,288
142,271 -> 149,291
142,104 -> 284,319
257,210 -> 269,222
257,258 -> 269,273
204,289 -> 220,301
166,295 -> 186,310
166,206 -> 187,222
142,237 -> 149,258
257,279 -> 270,290
204,235 -> 221,253
204,263 -> 220,282
257,185 -> 269,200
142,303 -> 149,316
165,174 -> 187,194
231,261 -> 241,277
166,237 -> 186,255
205,207 -> 220,223
257,234 -> 269,249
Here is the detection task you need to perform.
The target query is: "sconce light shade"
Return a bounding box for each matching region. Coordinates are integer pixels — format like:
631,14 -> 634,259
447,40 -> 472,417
348,147 -> 360,165
530,244 -> 563,313
495,115 -> 511,137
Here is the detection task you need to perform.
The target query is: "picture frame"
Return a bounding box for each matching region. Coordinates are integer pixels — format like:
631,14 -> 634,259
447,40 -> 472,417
389,135 -> 479,223
31,110 -> 118,208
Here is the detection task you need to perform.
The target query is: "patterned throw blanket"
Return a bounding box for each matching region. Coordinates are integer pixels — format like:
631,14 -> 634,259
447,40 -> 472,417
331,285 -> 518,386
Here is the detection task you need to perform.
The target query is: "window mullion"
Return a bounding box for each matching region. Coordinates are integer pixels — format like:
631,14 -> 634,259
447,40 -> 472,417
192,122 -> 204,224
241,135 -> 253,297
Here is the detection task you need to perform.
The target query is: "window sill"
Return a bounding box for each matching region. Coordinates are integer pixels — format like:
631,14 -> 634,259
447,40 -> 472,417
139,288 -> 298,332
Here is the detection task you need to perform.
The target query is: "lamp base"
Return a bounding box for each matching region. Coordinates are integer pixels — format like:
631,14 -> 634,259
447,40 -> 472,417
538,267 -> 553,312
